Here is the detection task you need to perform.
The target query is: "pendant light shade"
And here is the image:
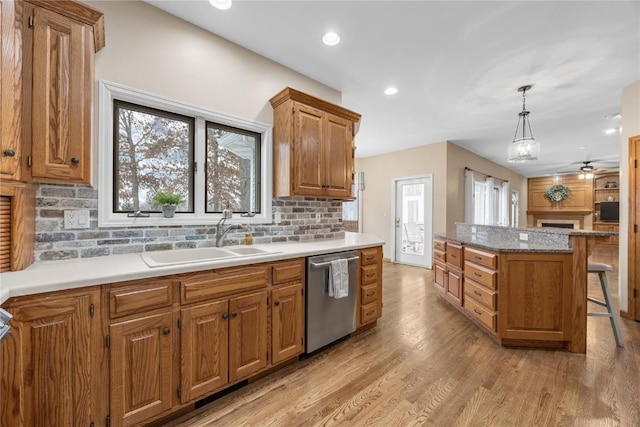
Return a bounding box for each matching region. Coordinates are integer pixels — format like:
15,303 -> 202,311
507,85 -> 540,162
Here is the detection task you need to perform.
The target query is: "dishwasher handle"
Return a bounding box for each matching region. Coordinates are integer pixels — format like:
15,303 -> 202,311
309,256 -> 359,268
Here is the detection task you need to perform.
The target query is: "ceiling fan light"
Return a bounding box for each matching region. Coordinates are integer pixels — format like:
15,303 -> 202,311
585,172 -> 594,179
578,173 -> 585,179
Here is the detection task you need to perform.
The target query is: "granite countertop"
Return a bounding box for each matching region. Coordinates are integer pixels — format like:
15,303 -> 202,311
435,223 -> 617,253
0,232 -> 384,305
433,231 -> 574,253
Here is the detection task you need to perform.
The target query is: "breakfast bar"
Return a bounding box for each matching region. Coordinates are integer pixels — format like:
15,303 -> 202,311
433,223 -> 617,353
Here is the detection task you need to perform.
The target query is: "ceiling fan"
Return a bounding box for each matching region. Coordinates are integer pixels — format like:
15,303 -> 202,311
552,160 -> 619,177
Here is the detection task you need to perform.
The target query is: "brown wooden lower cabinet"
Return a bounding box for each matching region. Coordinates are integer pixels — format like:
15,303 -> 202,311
357,247 -> 383,328
434,239 -> 577,351
0,252 -> 384,426
0,288 -> 100,427
110,311 -> 175,427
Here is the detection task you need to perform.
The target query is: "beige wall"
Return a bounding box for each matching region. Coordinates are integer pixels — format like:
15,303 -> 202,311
618,80 -> 640,312
87,1 -> 340,125
357,141 -> 526,259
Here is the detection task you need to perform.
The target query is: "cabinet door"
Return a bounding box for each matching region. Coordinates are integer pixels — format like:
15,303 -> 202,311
228,291 -> 268,382
110,311 -> 174,427
0,0 -> 22,180
292,103 -> 324,196
180,300 -> 229,403
29,5 -> 92,183
324,113 -> 353,198
1,290 -> 97,426
446,268 -> 463,306
434,262 -> 446,293
271,283 -> 304,364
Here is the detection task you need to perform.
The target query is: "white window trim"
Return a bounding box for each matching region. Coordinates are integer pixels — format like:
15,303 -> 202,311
97,80 -> 272,227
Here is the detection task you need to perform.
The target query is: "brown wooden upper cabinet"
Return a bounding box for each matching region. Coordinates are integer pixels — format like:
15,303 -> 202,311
23,0 -> 104,184
270,87 -> 361,200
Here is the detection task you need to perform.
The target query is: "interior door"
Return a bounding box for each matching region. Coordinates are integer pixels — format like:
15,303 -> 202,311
631,135 -> 640,320
394,176 -> 433,268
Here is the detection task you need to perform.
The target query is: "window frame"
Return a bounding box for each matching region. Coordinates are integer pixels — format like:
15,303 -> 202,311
98,80 -> 272,227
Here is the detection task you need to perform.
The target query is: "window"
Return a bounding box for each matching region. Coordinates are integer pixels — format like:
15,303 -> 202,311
465,170 -> 509,226
205,122 -> 260,213
113,101 -> 194,213
98,81 -> 272,227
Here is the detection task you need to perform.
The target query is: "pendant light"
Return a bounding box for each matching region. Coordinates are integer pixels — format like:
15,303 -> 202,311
507,85 -> 540,162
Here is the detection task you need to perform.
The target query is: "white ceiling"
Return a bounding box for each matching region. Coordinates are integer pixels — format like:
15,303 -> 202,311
145,0 -> 639,177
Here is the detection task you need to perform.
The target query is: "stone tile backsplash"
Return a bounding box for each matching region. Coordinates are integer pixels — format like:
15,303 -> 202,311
35,184 -> 344,261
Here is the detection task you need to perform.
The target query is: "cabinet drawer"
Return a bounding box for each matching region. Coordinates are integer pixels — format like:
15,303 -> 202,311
464,262 -> 497,290
464,298 -> 497,332
433,249 -> 446,264
360,247 -> 379,265
361,284 -> 378,305
360,302 -> 379,325
108,280 -> 173,319
272,259 -> 304,284
446,243 -> 463,269
180,266 -> 269,304
361,264 -> 378,285
464,247 -> 498,269
433,239 -> 446,252
464,279 -> 497,311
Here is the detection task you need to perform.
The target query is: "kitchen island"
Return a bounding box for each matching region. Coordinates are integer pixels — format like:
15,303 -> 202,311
433,223 -> 617,353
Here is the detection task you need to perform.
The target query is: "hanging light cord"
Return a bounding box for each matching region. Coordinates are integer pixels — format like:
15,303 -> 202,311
512,87 -> 535,142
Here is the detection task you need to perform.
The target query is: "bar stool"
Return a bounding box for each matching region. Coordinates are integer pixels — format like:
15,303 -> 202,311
587,262 -> 624,347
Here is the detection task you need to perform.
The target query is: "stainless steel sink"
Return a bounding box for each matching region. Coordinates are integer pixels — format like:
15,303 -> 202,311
141,246 -> 280,267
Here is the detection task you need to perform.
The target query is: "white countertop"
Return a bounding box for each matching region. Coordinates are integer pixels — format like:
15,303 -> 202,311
0,232 -> 384,305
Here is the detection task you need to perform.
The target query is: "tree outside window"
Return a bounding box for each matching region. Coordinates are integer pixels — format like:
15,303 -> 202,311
113,100 -> 194,213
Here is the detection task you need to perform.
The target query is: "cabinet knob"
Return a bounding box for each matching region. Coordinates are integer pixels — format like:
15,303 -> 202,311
222,312 -> 228,319
231,311 -> 238,317
71,157 -> 80,164
274,301 -> 280,306
3,149 -> 15,157
162,327 -> 171,335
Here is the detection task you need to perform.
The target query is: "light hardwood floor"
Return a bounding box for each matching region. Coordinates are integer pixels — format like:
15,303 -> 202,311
167,246 -> 639,426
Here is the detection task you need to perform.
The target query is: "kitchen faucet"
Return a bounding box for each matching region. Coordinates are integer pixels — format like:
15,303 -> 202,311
215,209 -> 247,247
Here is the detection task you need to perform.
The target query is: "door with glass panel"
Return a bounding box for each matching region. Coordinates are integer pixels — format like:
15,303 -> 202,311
394,176 -> 433,268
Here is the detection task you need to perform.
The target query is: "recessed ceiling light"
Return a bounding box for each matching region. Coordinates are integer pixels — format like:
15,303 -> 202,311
603,113 -> 621,120
384,87 -> 398,95
208,0 -> 232,10
322,32 -> 340,46
604,128 -> 619,135
579,145 -> 588,149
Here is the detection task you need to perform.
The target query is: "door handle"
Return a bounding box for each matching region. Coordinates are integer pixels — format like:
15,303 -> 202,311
395,217 -> 400,227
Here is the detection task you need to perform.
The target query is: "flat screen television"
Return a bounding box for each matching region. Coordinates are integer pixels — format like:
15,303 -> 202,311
600,201 -> 619,222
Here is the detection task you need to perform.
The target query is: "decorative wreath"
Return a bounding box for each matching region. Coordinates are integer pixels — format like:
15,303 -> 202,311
545,184 -> 571,202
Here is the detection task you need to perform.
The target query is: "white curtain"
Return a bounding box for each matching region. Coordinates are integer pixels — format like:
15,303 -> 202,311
485,177 -> 495,225
464,169 -> 474,223
501,181 -> 510,226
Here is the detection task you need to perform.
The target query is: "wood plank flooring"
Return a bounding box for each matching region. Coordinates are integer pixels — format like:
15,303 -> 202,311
166,246 -> 639,426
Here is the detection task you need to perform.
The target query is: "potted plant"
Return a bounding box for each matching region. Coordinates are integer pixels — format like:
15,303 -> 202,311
150,191 -> 184,218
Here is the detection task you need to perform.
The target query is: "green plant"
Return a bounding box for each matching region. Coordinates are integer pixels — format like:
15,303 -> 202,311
150,191 -> 184,208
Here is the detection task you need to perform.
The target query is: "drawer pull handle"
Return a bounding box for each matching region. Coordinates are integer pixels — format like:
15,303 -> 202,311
474,290 -> 482,296
3,149 -> 15,157
366,310 -> 375,316
451,254 -> 457,258
222,312 -> 229,319
474,272 -> 482,277
366,292 -> 374,297
231,311 -> 238,317
274,301 -> 280,306
475,256 -> 482,260
162,327 -> 171,335
474,308 -> 482,315
71,157 -> 80,164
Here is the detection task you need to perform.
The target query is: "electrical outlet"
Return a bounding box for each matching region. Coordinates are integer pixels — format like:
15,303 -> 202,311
64,209 -> 90,229
315,213 -> 321,223
471,226 -> 477,233
274,211 -> 282,224
519,233 -> 529,241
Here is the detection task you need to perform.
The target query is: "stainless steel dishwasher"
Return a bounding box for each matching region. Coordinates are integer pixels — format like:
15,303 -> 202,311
306,251 -> 359,353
